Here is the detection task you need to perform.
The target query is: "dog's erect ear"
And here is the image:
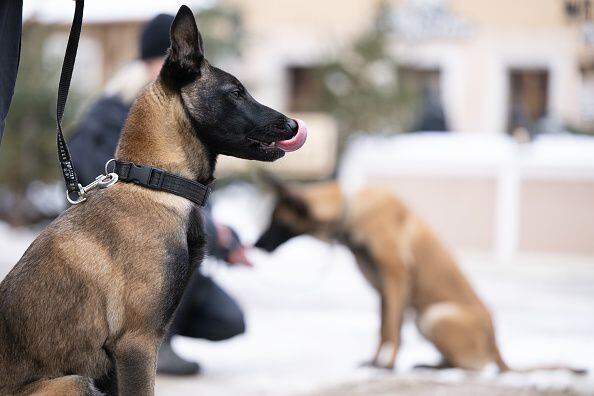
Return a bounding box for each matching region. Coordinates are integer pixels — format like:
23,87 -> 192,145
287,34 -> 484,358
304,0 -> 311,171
170,5 -> 204,66
161,6 -> 204,87
169,5 -> 204,69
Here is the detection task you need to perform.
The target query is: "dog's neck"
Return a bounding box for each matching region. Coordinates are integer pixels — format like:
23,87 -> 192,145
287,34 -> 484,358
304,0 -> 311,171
116,81 -> 216,185
300,184 -> 350,240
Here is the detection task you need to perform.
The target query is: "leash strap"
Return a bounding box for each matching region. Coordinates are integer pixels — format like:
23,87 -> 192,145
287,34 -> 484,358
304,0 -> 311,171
57,0 -> 84,198
57,2 -> 210,208
114,161 -> 211,207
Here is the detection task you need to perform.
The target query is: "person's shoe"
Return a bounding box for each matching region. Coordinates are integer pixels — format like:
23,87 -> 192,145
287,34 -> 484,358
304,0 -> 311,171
157,340 -> 201,376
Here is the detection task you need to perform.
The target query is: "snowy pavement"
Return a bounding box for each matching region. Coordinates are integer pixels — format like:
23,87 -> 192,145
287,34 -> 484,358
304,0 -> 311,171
154,248 -> 594,396
1,185 -> 594,396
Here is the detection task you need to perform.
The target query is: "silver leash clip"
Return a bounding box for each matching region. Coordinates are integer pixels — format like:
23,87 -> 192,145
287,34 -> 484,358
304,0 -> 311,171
66,159 -> 119,205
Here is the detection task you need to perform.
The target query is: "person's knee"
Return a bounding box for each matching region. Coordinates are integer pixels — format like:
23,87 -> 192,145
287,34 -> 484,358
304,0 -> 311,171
208,310 -> 245,341
179,275 -> 247,341
229,310 -> 246,337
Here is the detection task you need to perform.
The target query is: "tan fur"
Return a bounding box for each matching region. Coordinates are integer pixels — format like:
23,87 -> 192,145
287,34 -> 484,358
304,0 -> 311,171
116,82 -> 208,180
286,184 -> 504,370
23,376 -> 97,396
262,179 -> 584,373
301,182 -> 345,223
2,7 -> 302,393
0,79 -> 209,395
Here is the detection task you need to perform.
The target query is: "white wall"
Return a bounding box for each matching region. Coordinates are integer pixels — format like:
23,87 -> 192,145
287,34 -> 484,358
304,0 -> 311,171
339,133 -> 594,258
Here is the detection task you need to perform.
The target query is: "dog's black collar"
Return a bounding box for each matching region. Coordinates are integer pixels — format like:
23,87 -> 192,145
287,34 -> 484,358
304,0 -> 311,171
114,160 -> 211,207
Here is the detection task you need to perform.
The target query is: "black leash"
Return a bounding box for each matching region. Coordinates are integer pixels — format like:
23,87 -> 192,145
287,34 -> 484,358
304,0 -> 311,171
56,0 -> 85,202
57,1 -> 210,207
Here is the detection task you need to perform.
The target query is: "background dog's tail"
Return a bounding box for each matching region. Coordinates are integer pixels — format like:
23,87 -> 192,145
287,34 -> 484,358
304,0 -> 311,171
493,343 -> 587,375
492,344 -> 511,372
490,332 -> 587,375
506,364 -> 588,375
498,364 -> 588,375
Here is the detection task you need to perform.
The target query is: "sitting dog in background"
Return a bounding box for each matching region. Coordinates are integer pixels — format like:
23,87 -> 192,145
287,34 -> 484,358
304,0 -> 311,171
0,6 -> 306,395
256,177 -> 585,374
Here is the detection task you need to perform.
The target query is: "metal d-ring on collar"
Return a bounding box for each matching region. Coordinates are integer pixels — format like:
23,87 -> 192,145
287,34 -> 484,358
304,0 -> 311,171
66,159 -> 119,205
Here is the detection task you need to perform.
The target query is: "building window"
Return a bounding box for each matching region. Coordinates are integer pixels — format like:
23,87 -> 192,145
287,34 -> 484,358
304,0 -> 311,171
507,69 -> 549,136
287,66 -> 323,112
398,67 -> 448,132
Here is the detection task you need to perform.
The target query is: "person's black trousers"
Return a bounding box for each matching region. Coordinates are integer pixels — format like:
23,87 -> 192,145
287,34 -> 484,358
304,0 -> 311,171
0,0 -> 23,142
170,270 -> 246,342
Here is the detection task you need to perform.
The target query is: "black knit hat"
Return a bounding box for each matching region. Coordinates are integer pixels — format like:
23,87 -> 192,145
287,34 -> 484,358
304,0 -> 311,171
139,13 -> 175,60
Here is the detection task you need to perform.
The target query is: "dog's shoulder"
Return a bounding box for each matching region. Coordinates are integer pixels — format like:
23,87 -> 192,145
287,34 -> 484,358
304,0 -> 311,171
349,187 -> 407,224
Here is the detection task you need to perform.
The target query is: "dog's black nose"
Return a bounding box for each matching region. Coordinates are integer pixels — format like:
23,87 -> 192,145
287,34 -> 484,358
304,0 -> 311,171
287,118 -> 298,133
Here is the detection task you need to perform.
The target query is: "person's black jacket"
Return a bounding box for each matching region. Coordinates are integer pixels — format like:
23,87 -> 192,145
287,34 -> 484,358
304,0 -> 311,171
68,96 -> 130,186
0,0 -> 23,142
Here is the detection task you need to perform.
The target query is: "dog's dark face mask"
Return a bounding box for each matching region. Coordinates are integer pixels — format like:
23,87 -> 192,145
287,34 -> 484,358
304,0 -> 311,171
160,6 -> 304,162
255,196 -> 310,252
255,175 -> 320,252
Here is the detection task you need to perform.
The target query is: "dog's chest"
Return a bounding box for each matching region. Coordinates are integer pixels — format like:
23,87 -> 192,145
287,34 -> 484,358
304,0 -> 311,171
340,234 -> 382,291
157,206 -> 207,326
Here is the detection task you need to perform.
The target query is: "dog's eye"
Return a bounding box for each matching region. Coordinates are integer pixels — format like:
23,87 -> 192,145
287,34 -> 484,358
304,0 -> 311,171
229,89 -> 242,98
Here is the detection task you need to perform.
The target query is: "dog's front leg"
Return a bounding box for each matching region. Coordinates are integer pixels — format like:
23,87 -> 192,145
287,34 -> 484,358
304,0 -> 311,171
361,294 -> 389,369
381,272 -> 408,370
368,237 -> 410,370
113,333 -> 158,396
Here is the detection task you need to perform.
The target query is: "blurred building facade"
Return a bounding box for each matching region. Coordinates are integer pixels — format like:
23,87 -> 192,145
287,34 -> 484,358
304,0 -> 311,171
226,0 -> 594,134
43,0 -> 594,154
226,0 -> 594,258
28,0 -> 594,257
223,0 -> 594,257
41,1 -> 594,134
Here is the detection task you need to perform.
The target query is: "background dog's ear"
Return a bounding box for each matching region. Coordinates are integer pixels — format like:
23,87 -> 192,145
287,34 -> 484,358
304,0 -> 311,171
161,5 -> 204,87
257,170 -> 290,196
256,170 -> 310,217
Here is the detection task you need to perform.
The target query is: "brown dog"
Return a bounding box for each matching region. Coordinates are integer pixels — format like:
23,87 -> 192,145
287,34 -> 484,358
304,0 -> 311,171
256,178 -> 585,374
0,6 -> 306,395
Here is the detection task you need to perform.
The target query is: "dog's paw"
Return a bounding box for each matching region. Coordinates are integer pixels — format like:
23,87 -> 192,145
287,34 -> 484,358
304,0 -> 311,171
359,360 -> 395,371
413,363 -> 439,370
359,360 -> 378,368
413,360 -> 452,371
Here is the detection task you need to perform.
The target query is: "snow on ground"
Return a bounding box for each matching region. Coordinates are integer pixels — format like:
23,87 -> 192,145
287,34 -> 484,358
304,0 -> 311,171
0,222 -> 40,279
1,183 -> 594,395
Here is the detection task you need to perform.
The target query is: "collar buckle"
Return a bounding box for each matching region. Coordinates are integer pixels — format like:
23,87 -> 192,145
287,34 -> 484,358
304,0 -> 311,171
126,163 -> 165,189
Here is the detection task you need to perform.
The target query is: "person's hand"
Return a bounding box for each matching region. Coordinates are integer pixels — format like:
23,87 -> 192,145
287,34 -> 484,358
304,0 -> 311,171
226,245 -> 254,267
215,224 -> 254,267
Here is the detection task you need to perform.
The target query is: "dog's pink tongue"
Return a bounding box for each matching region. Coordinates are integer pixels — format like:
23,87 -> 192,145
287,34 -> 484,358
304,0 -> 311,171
276,118 -> 307,152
